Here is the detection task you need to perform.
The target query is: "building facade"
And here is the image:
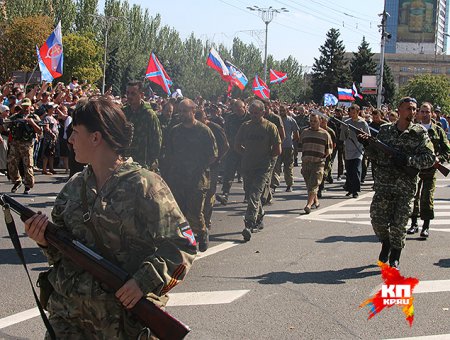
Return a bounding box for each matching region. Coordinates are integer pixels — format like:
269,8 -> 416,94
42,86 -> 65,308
386,0 -> 449,55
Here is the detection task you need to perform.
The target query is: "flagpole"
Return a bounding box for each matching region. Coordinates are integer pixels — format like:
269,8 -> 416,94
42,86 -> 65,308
25,63 -> 39,91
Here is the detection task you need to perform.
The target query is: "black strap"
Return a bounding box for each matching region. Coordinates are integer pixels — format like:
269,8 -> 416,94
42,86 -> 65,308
2,205 -> 56,340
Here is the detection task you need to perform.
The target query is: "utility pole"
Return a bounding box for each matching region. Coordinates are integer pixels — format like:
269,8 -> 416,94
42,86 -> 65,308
89,14 -> 123,94
377,2 -> 389,109
247,6 -> 288,84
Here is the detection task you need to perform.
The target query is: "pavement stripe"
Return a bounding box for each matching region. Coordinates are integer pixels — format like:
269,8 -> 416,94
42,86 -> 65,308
167,290 -> 250,307
195,241 -> 239,260
0,289 -> 250,329
385,335 -> 450,340
309,212 -> 450,219
0,308 -> 42,330
327,205 -> 450,211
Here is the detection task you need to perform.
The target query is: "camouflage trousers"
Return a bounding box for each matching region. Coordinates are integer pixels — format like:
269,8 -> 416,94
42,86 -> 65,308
204,166 -> 219,229
243,162 -> 275,224
7,140 -> 34,188
411,172 -> 436,220
270,147 -> 294,188
45,292 -> 150,340
370,189 -> 414,249
220,150 -> 241,194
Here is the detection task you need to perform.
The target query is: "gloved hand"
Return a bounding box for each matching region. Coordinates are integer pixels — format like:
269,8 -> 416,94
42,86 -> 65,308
356,133 -> 370,147
392,152 -> 408,167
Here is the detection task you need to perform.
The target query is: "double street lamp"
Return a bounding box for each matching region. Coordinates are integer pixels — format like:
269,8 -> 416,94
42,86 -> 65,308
247,6 -> 289,83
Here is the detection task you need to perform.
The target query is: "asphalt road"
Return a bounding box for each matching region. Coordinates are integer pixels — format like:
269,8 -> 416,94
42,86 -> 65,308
0,166 -> 450,340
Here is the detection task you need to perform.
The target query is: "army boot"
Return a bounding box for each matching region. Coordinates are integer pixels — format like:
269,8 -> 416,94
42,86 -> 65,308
407,217 -> 419,234
215,193 -> 228,205
255,211 -> 265,231
420,220 -> 430,238
197,229 -> 209,252
378,239 -> 390,263
242,220 -> 253,242
389,248 -> 402,269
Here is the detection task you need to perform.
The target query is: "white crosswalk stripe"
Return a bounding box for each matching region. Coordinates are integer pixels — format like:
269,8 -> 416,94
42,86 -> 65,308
298,179 -> 450,230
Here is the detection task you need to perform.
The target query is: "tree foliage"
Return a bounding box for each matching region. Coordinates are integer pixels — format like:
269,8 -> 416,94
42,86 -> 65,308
311,28 -> 351,103
400,74 -> 450,113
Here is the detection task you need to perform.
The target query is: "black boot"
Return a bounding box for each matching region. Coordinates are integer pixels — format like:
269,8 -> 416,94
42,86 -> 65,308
389,248 -> 402,269
378,239 -> 390,263
242,220 -> 253,242
420,220 -> 430,238
407,217 -> 419,234
198,229 -> 209,252
256,211 -> 265,231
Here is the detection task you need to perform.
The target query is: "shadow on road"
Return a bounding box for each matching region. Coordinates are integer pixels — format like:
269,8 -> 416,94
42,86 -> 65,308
0,247 -> 47,265
316,235 -> 379,243
243,264 -> 379,285
434,258 -> 450,268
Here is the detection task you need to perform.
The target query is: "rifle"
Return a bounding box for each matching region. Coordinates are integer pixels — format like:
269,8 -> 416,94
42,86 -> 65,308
312,109 -> 449,177
0,194 -> 190,340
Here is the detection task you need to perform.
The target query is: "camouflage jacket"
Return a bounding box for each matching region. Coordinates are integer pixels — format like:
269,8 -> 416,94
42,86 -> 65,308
123,101 -> 162,168
43,160 -> 196,300
366,122 -> 435,194
425,122 -> 450,164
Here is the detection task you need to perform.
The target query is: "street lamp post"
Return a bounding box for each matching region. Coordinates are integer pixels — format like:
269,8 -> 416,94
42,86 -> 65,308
89,14 -> 123,94
377,5 -> 390,109
247,6 -> 288,84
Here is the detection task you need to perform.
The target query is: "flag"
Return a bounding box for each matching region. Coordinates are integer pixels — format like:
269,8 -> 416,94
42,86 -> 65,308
252,75 -> 270,99
36,45 -> 54,82
324,93 -> 338,106
224,60 -> 248,91
337,87 -> 355,101
146,52 -> 173,95
38,21 -> 63,80
269,69 -> 288,84
352,82 -> 363,99
206,48 -> 229,78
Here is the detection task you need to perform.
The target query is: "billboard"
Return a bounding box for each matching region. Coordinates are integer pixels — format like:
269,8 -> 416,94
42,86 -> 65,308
397,0 -> 436,43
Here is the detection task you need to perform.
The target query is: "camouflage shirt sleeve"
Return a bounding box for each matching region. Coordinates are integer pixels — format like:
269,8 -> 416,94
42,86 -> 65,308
436,125 -> 450,163
132,171 -> 197,296
407,125 -> 436,170
146,107 -> 163,166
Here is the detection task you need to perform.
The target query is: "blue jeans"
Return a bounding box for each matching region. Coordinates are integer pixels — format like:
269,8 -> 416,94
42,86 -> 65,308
345,158 -> 362,194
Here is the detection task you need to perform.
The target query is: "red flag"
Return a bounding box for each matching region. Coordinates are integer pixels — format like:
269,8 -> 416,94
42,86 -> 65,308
145,52 -> 173,95
269,69 -> 288,84
252,75 -> 270,99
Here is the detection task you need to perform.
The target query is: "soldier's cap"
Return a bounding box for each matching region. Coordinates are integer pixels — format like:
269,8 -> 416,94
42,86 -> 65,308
0,105 -> 10,113
21,98 -> 32,107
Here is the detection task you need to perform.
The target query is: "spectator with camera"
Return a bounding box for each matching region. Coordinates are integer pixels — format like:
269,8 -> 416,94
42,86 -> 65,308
7,98 -> 42,194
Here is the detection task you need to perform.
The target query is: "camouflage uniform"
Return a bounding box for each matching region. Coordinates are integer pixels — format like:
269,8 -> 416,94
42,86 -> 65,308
123,101 -> 162,169
411,122 -> 450,220
7,113 -> 40,188
41,160 -> 196,339
365,122 -> 435,249
166,121 -> 218,236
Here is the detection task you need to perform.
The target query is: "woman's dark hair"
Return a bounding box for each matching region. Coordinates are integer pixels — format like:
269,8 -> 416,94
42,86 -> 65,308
72,97 -> 133,155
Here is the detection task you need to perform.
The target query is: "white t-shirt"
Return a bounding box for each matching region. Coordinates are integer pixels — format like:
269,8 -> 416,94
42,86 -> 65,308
63,116 -> 73,140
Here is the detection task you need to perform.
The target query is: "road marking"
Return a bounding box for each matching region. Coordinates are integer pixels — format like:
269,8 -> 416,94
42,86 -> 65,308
195,241 -> 239,260
371,279 -> 450,296
0,289 -> 250,329
167,290 -> 250,307
386,335 -> 450,340
0,308 -> 43,330
327,205 -> 450,211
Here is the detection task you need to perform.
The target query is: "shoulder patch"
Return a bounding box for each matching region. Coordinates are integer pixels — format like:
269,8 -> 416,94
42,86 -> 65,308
179,222 -> 196,246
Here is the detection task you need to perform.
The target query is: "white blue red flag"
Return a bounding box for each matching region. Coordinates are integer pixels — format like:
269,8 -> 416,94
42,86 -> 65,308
224,60 -> 248,93
253,75 -> 270,99
337,87 -> 355,101
38,21 -> 63,80
324,93 -> 338,106
269,69 -> 288,84
352,82 -> 363,99
36,45 -> 55,82
146,52 -> 173,95
206,48 -> 230,79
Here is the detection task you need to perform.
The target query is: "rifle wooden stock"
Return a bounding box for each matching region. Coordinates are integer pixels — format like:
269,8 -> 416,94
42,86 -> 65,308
0,194 -> 190,340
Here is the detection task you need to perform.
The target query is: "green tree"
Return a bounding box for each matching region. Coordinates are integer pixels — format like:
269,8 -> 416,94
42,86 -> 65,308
400,74 -> 450,113
62,32 -> 103,84
382,62 -> 396,105
311,28 -> 351,103
0,15 -> 53,82
350,37 -> 377,83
